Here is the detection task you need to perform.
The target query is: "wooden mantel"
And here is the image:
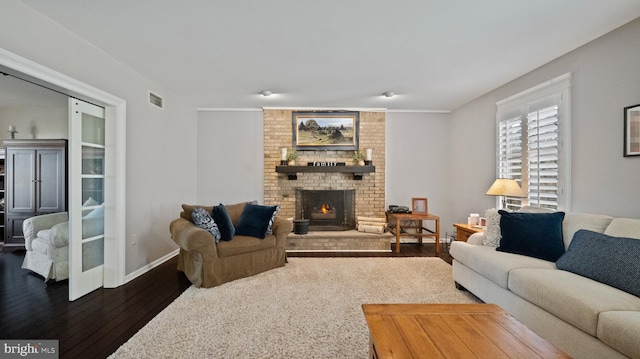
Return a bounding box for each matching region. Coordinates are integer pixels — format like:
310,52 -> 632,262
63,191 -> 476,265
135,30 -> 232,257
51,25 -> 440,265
275,165 -> 375,180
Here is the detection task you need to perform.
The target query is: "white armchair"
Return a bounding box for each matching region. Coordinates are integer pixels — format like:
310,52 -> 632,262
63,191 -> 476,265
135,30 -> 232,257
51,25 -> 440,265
22,212 -> 70,281
21,207 -> 104,281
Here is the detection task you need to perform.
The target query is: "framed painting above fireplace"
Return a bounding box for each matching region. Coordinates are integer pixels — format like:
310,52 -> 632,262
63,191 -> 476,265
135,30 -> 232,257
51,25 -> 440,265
292,111 -> 359,151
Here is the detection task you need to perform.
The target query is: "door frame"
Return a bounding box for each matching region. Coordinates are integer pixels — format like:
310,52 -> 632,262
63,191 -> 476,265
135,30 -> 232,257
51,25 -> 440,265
0,48 -> 126,288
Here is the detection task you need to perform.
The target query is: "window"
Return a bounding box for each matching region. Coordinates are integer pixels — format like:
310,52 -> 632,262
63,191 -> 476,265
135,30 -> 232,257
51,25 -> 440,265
495,73 -> 572,211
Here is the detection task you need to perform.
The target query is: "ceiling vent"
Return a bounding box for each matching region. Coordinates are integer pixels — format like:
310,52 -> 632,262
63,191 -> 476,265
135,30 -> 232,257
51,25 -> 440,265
149,91 -> 164,109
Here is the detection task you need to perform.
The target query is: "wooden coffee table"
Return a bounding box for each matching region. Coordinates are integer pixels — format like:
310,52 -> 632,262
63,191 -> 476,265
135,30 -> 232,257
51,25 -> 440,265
362,303 -> 570,358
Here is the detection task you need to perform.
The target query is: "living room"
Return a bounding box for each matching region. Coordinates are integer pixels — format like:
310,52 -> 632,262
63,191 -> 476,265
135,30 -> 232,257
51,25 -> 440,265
1,1 -> 640,357
1,1 -> 638,279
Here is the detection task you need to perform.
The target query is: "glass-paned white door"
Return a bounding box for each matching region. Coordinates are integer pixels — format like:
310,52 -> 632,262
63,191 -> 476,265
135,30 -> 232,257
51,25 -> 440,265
69,99 -> 105,301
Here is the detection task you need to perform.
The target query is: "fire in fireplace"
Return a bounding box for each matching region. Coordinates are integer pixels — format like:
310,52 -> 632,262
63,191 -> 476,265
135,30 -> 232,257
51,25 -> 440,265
311,203 -> 336,219
297,189 -> 355,231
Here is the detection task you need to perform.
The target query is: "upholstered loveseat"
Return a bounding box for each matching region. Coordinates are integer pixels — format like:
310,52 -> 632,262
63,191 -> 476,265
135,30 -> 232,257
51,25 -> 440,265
169,202 -> 292,288
450,209 -> 640,359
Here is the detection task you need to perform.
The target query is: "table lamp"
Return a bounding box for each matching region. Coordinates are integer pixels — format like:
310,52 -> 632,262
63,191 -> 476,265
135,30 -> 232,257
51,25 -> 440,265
486,178 -> 525,208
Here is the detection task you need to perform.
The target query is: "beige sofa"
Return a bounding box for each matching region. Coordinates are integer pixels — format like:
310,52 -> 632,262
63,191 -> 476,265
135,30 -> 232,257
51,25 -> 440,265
169,202 -> 292,288
450,211 -> 640,359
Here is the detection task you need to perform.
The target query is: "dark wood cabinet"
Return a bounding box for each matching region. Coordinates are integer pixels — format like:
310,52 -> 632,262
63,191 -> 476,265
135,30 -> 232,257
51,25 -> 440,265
2,139 -> 67,252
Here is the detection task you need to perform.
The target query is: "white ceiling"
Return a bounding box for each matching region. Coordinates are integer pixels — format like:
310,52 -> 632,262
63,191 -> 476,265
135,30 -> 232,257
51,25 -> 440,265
18,0 -> 640,111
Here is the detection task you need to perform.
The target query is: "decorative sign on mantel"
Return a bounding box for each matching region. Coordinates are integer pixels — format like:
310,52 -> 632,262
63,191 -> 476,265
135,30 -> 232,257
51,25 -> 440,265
307,162 -> 346,167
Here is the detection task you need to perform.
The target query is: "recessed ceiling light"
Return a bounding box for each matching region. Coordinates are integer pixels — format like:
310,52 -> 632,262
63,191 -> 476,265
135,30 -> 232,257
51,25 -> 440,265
261,90 -> 272,97
383,91 -> 394,98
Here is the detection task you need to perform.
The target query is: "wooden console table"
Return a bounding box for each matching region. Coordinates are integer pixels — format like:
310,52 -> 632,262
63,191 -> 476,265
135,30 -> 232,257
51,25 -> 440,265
385,212 -> 439,254
362,303 -> 570,359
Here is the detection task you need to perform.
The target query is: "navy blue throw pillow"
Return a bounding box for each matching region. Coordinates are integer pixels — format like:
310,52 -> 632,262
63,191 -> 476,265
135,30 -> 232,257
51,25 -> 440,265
212,204 -> 235,241
556,229 -> 640,297
235,203 -> 279,239
497,210 -> 565,262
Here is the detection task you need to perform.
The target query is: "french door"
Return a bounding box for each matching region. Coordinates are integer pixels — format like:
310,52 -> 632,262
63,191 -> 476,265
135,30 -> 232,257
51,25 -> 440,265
69,99 -> 106,301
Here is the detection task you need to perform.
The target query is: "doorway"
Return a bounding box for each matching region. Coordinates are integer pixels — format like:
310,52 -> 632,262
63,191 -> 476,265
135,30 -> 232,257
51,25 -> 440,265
0,48 -> 126,298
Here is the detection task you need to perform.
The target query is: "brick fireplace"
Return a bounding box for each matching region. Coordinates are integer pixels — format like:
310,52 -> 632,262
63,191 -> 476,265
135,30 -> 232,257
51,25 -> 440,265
263,109 -> 386,221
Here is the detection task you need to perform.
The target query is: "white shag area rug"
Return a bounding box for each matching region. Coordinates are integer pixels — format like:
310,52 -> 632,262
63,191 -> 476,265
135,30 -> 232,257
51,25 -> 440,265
109,257 -> 480,358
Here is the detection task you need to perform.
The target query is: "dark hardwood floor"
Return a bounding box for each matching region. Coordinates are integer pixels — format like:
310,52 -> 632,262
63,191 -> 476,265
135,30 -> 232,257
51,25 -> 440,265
0,242 -> 450,358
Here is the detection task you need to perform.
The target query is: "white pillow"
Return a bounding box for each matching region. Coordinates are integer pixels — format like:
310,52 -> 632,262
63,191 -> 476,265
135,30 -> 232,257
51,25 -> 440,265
83,197 -> 99,207
84,205 -> 104,219
482,208 -> 502,247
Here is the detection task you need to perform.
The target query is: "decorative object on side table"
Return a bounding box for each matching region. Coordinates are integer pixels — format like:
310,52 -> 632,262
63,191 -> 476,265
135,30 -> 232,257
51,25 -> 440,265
411,197 -> 428,214
624,103 -> 640,157
485,178 -> 525,209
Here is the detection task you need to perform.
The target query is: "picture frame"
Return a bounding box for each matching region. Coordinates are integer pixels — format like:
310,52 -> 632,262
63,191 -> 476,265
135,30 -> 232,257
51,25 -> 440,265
411,198 -> 428,214
624,103 -> 640,157
292,111 -> 359,151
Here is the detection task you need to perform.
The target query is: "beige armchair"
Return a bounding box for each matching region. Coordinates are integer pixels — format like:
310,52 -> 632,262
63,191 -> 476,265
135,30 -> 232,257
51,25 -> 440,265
170,202 -> 292,288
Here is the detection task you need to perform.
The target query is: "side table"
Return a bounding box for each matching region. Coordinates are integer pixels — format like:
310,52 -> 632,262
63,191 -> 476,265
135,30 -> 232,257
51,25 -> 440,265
452,223 -> 483,242
385,212 -> 440,254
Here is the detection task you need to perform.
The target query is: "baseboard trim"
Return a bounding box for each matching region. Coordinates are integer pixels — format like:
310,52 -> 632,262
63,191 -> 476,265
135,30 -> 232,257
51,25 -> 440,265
123,249 -> 180,284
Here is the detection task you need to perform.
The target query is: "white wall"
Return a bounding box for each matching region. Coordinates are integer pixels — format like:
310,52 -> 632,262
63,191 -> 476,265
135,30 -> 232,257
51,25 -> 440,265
386,111 -> 454,235
450,17 -> 640,220
0,0 -> 199,275
0,106 -> 67,139
0,75 -> 68,139
196,110 -> 264,205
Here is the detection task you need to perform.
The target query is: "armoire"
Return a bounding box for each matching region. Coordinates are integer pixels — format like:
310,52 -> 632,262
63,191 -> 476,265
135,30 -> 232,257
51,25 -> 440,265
0,139 -> 67,252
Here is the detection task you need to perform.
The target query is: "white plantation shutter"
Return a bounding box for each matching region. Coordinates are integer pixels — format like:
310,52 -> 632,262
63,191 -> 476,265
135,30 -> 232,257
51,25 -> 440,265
495,73 -> 571,211
527,105 -> 559,208
497,116 -> 524,210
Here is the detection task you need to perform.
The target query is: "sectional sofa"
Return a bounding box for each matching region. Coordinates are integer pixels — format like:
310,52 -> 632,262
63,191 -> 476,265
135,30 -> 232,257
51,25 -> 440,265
450,209 -> 640,359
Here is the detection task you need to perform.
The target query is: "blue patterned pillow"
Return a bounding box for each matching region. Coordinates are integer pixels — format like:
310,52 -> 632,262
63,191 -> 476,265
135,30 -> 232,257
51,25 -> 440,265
497,210 -> 565,261
265,205 -> 280,235
235,203 -> 279,239
212,203 -> 235,241
556,229 -> 640,297
191,207 -> 222,243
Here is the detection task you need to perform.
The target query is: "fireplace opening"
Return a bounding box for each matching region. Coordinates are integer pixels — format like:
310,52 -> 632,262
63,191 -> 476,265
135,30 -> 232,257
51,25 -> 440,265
297,189 -> 355,231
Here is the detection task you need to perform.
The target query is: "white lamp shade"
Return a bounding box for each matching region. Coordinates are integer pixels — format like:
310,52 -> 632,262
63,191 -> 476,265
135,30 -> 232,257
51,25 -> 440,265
485,179 -> 525,197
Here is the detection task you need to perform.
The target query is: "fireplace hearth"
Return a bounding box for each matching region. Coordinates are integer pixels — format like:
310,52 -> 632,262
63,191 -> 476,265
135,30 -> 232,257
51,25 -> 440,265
296,189 -> 355,231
